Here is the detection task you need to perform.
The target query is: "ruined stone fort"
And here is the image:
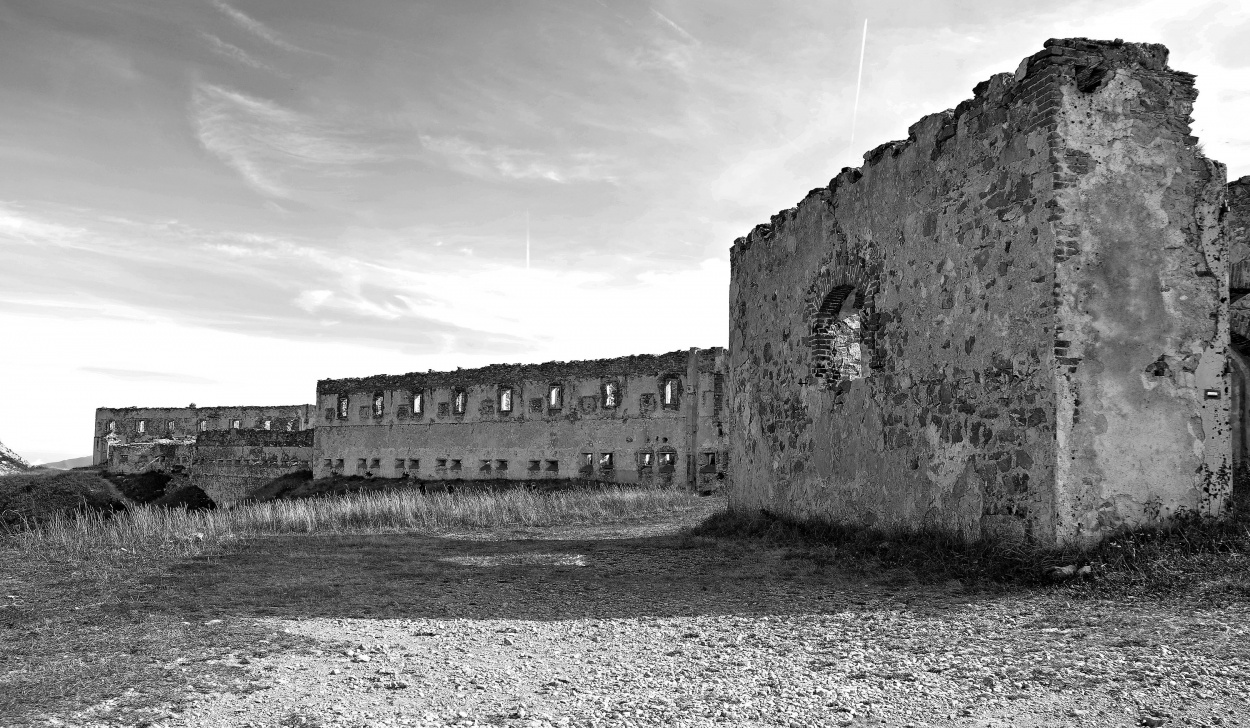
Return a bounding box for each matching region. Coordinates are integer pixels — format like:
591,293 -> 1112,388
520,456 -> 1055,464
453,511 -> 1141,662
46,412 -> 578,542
94,39 -> 1250,546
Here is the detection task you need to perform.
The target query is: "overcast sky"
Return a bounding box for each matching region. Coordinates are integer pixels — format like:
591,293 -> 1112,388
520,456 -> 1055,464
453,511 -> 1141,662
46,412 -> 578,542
1,0 -> 1247,463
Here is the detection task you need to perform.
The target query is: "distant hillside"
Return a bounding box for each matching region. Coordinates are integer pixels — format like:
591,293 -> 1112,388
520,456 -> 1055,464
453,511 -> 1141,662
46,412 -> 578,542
0,438 -> 31,475
36,456 -> 95,470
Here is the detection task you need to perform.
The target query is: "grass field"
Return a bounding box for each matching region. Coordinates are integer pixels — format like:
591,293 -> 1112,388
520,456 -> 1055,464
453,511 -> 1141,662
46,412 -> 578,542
0,484 -> 706,725
3,480 -> 1248,725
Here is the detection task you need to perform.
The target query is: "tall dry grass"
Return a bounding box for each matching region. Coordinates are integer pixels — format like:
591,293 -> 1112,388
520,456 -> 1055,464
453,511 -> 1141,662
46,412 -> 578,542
6,485 -> 703,563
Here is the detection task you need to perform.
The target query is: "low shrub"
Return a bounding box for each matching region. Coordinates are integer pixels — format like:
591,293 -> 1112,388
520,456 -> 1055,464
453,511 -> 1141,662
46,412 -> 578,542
0,471 -> 128,527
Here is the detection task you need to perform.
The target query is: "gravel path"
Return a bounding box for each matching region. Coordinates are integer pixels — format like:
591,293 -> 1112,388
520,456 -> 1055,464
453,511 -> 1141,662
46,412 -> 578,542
80,504 -> 1250,728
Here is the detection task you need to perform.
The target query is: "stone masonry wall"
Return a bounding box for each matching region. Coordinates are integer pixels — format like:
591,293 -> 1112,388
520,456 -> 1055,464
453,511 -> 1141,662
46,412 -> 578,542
728,38 -> 1229,545
314,349 -> 728,490
94,404 -> 315,466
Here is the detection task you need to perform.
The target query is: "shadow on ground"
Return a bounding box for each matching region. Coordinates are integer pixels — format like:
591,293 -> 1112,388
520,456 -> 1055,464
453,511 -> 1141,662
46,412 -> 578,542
130,525 -> 980,624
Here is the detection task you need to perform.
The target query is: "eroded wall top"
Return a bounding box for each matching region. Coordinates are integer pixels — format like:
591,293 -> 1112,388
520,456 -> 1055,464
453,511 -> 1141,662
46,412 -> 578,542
317,348 -> 724,396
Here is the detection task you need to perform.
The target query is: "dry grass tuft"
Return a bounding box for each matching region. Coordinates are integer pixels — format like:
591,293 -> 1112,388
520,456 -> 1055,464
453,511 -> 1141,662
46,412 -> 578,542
8,484 -> 701,564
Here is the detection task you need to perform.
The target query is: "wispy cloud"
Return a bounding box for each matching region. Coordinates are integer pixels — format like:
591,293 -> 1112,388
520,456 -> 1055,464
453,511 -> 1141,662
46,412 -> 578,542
202,32 -> 276,73
192,84 -> 386,197
209,0 -> 304,53
419,134 -> 618,184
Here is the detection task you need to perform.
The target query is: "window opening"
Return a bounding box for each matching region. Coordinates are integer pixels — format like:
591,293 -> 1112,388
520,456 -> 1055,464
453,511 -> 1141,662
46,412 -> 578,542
528,459 -> 541,472
337,395 -> 349,419
413,392 -> 424,417
166,420 -> 175,434
436,458 -> 448,468
544,459 -> 559,472
369,458 -> 381,469
408,458 -> 420,469
137,420 -> 146,434
495,459 -> 509,471
322,459 -> 333,468
699,451 -> 718,473
638,451 -> 654,468
373,392 -> 385,417
658,451 -> 677,472
580,452 -> 593,473
602,382 -> 622,410
230,419 -> 241,430
453,389 -> 467,415
498,387 -> 513,413
108,420 -> 117,432
663,378 -> 681,408
450,459 -> 462,471
285,418 -> 295,431
198,420 -> 207,432
263,418 -> 272,430
548,384 -> 563,409
334,458 -> 344,470
812,284 -> 865,386
599,452 -> 614,470
480,459 -> 493,472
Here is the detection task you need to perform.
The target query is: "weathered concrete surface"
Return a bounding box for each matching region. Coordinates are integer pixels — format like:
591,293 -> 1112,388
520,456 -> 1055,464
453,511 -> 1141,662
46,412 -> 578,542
314,349 -> 728,490
728,38 -> 1230,545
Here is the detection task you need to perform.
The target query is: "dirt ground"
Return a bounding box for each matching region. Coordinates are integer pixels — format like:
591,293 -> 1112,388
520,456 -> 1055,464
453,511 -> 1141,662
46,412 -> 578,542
9,498 -> 1250,728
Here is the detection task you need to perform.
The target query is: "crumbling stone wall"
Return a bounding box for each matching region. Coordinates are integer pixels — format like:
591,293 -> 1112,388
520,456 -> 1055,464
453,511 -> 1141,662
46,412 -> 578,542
93,404 -> 314,467
189,429 -> 314,505
728,38 -> 1229,546
96,404 -> 314,506
314,349 -> 728,490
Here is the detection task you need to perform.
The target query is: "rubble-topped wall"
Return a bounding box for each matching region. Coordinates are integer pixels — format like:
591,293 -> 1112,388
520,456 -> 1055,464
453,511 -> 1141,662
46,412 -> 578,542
93,404 -> 315,466
728,38 -> 1229,545
315,349 -> 728,490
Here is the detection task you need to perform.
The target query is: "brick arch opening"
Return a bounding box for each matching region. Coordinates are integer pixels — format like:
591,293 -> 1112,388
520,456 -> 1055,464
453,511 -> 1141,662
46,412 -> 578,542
811,284 -> 865,387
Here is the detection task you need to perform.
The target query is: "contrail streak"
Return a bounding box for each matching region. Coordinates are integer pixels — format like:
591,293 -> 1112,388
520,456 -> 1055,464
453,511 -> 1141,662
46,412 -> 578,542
849,18 -> 868,163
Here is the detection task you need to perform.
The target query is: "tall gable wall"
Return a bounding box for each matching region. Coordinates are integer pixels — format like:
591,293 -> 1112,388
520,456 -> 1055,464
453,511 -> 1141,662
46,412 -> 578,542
728,38 -> 1228,545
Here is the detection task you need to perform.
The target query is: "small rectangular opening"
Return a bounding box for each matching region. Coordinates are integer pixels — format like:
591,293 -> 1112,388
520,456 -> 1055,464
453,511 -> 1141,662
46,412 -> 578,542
480,459 -> 493,472
528,459 -> 541,472
544,459 -> 559,472
1205,389 -> 1221,400
637,451 -> 654,469
395,458 -> 406,470
450,459 -> 462,471
334,459 -> 344,470
322,459 -> 332,468
599,452 -> 614,470
369,458 -> 381,469
495,459 -> 508,471
436,458 -> 448,468
579,452 -> 593,473
408,458 -> 420,470
357,458 -> 368,473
